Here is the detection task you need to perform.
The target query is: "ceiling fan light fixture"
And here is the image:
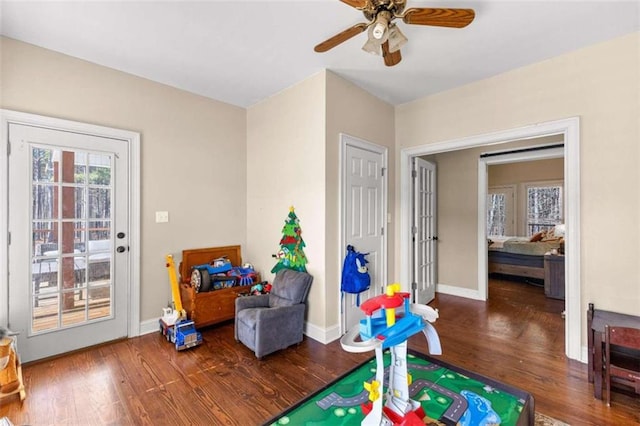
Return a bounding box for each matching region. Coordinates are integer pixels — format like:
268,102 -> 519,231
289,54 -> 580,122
372,21 -> 386,39
387,24 -> 407,53
369,11 -> 391,41
362,37 -> 381,55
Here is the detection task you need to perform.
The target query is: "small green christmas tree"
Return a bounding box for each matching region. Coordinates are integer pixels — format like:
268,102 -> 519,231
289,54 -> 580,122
271,206 -> 308,273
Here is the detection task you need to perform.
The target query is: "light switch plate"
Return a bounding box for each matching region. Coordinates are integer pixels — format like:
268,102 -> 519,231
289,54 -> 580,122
155,211 -> 169,223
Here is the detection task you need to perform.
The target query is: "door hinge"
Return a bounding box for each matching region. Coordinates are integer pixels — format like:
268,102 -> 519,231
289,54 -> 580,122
411,226 -> 417,235
381,227 -> 384,236
412,169 -> 417,179
381,167 -> 385,177
7,141 -> 10,156
7,231 -> 10,245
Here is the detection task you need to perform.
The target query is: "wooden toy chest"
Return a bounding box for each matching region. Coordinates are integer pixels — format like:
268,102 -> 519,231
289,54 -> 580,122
179,245 -> 258,328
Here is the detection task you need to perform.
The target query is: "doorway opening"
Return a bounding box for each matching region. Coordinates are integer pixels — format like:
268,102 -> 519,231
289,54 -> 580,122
400,117 -> 581,361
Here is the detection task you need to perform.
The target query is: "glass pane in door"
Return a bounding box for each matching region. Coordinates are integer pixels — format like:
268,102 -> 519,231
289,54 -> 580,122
30,147 -> 114,334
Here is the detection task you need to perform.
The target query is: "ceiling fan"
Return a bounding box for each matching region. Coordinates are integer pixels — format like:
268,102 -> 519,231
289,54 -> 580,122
314,0 -> 475,67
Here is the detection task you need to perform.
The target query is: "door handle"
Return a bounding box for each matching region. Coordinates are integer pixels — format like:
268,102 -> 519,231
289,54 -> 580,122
116,246 -> 127,253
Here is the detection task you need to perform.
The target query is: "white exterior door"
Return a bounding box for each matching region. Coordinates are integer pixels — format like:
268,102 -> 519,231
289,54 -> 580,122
8,123 -> 130,362
413,158 -> 436,304
342,135 -> 387,333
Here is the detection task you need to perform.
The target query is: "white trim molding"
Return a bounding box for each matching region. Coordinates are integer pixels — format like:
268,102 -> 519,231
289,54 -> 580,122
305,321 -> 341,345
436,284 -> 483,301
400,117 -> 582,362
0,109 -> 141,337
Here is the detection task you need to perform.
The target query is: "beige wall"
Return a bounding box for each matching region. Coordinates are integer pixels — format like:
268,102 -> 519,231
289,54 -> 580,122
247,70 -> 395,336
1,37 -> 248,321
1,37 -> 395,339
246,72 -> 327,327
396,33 -> 640,318
325,71 -> 395,331
489,158 -> 564,187
4,30 -> 638,346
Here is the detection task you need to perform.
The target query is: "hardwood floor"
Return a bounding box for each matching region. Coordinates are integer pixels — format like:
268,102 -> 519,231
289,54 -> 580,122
2,278 -> 639,425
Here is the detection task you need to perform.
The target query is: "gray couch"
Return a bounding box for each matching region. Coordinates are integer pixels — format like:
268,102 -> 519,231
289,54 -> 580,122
235,269 -> 313,359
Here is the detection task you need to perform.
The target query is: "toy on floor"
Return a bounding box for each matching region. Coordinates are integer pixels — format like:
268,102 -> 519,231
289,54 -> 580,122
340,283 -> 441,426
160,255 -> 202,351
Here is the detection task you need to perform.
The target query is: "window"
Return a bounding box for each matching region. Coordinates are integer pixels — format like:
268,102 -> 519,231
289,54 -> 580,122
487,185 -> 515,236
525,182 -> 563,236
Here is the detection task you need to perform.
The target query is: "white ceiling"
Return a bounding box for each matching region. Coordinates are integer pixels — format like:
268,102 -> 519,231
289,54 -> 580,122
1,1 -> 639,108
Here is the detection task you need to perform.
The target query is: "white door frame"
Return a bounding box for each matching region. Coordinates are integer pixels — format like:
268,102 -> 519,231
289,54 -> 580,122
400,117 -> 581,362
1,109 -> 141,337
339,133 -> 388,335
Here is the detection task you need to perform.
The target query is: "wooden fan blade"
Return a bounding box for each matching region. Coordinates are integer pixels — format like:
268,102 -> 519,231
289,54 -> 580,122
314,23 -> 368,53
382,41 -> 402,67
403,8 -> 475,28
339,0 -> 368,9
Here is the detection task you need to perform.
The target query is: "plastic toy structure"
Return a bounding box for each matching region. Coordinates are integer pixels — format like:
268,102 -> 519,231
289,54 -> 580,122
340,283 -> 442,426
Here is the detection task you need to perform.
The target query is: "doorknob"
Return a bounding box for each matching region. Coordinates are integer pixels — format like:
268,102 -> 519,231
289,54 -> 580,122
116,246 -> 127,253
117,232 -> 125,239
433,236 -> 439,241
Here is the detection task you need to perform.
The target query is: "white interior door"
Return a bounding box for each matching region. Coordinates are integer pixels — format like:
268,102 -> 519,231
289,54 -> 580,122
8,123 -> 130,362
342,136 -> 386,333
413,157 -> 436,304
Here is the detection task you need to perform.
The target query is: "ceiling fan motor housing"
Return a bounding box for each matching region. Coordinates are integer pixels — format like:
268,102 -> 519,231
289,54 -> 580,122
363,0 -> 406,21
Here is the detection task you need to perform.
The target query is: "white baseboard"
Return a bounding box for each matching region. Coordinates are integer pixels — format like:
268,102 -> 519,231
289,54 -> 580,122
139,317 -> 161,336
305,321 -> 341,345
436,284 -> 484,301
580,345 -> 588,364
139,317 -> 340,347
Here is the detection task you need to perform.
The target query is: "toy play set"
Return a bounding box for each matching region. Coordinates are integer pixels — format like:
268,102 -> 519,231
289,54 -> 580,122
340,283 -> 442,425
266,283 -> 533,426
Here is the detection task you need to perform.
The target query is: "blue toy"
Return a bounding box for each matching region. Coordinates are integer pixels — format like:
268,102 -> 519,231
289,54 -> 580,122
190,257 -> 232,292
341,245 -> 371,306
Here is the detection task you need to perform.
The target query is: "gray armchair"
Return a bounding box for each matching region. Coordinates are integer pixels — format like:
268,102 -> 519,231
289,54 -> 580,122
235,269 -> 313,359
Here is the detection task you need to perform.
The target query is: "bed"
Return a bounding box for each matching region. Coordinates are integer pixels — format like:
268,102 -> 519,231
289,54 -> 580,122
488,234 -> 562,280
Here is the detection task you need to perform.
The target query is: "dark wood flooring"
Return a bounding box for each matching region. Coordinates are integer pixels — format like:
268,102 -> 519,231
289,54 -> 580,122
1,278 -> 639,425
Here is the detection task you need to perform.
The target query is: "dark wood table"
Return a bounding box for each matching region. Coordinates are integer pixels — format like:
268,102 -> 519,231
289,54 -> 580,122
587,303 -> 640,399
